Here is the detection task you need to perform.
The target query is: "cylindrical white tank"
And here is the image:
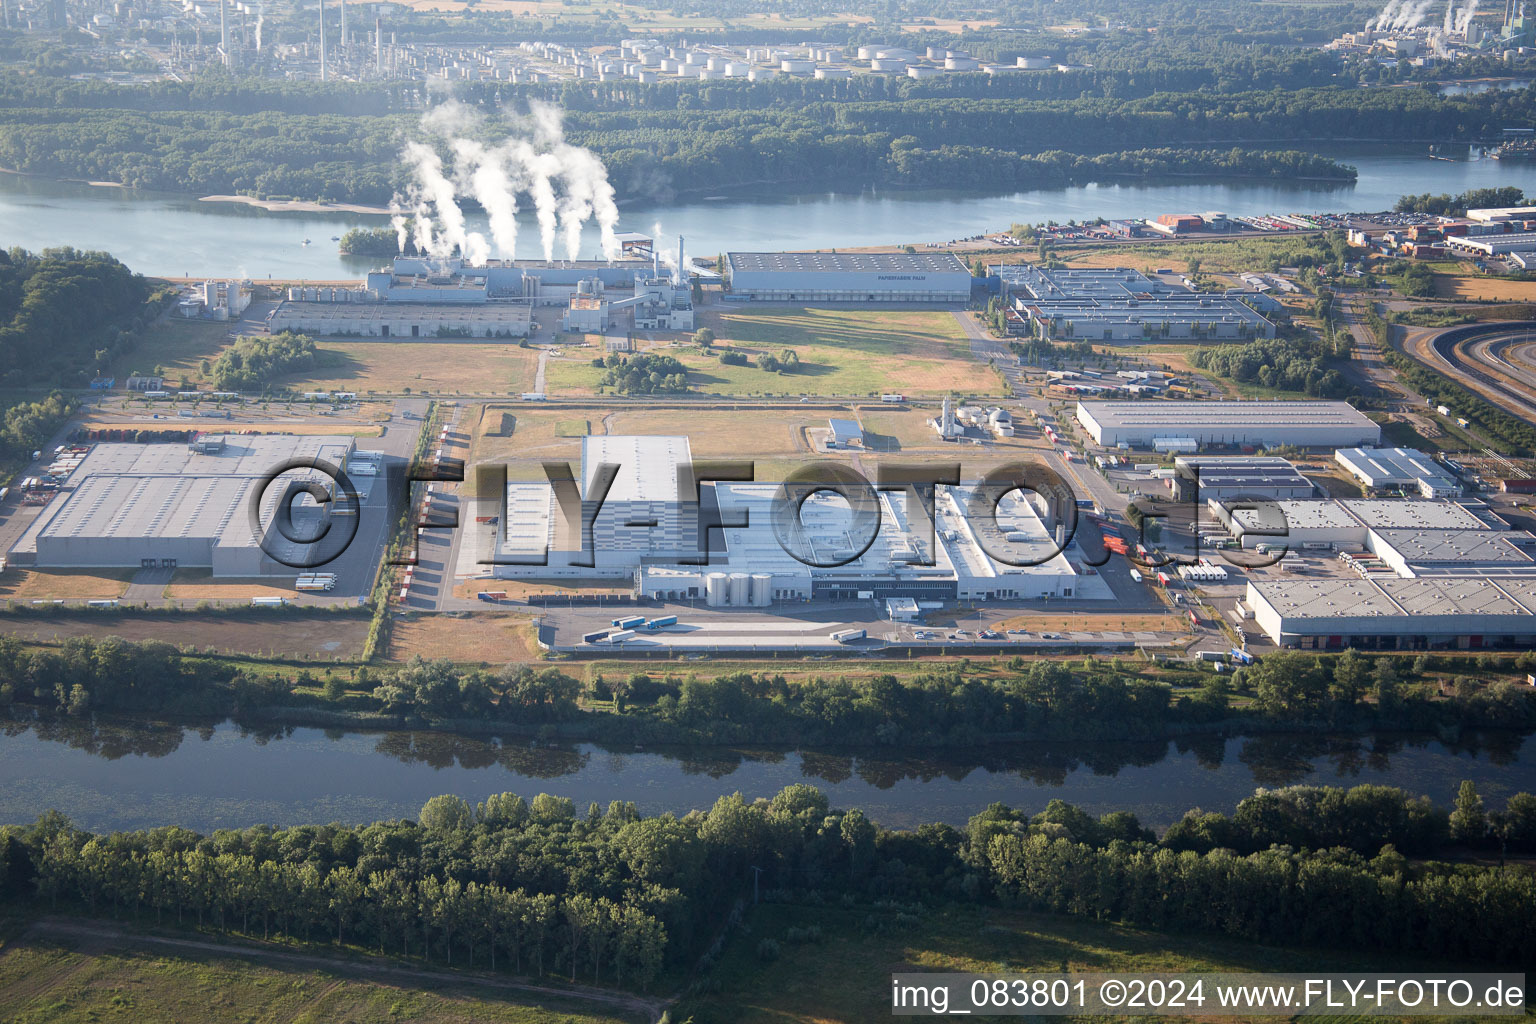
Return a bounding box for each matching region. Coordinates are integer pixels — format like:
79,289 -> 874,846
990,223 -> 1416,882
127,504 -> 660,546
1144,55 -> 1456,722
815,66 -> 852,79
724,62 -> 749,76
747,67 -> 777,81
945,56 -> 979,71
870,57 -> 907,72
857,45 -> 879,59
751,573 -> 773,607
907,65 -> 941,79
706,56 -> 726,71
780,58 -> 814,74
706,572 -> 728,607
730,572 -> 750,606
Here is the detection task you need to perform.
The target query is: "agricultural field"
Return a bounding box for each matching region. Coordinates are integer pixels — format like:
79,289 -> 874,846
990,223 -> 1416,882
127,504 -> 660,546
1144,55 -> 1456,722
276,341 -> 540,395
0,923 -> 644,1024
679,902 -> 1458,1024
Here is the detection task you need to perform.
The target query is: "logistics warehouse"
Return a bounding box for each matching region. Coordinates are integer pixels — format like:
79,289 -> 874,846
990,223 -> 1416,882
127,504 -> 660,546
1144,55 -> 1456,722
722,252 -> 973,302
1076,400 -> 1381,450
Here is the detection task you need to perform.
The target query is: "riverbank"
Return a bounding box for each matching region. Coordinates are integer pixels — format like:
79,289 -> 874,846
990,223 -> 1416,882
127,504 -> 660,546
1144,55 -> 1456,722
199,194 -> 393,216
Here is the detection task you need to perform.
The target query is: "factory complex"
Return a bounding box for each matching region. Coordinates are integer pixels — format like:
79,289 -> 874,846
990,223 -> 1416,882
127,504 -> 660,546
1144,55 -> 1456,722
995,265 -> 1277,342
8,435 -> 365,576
268,245 -> 697,340
723,252 -> 974,303
480,435 -> 1103,608
1076,400 -> 1381,451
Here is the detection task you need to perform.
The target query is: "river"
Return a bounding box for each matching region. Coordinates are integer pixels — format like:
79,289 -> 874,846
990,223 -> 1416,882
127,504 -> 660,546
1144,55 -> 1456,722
0,144 -> 1527,280
1,717 -> 1531,834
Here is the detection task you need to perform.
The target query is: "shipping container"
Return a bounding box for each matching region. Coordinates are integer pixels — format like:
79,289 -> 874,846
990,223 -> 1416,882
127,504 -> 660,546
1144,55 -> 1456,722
831,628 -> 866,643
606,630 -> 637,642
582,630 -> 611,644
612,615 -> 646,629
644,615 -> 678,630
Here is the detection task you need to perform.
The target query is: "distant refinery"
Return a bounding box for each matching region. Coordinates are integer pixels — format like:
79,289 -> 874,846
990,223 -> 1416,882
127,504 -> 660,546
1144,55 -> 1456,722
1329,0 -> 1532,57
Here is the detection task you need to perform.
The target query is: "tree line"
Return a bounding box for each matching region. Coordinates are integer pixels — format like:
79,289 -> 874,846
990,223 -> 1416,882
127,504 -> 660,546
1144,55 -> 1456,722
6,637 -> 1536,749
1,81 -> 1527,203
3,776 -> 1535,995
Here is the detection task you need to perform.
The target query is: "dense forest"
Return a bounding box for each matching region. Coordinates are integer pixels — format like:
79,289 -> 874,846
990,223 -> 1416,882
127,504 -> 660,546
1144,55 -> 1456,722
0,65 -> 1527,202
1,776 -> 1532,1009
1190,334 -> 1354,400
0,246 -> 160,388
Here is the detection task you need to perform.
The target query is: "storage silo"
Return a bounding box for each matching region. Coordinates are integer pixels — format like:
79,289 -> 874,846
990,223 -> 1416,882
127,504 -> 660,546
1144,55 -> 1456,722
751,573 -> 774,606
730,572 -> 750,606
705,572 -> 728,606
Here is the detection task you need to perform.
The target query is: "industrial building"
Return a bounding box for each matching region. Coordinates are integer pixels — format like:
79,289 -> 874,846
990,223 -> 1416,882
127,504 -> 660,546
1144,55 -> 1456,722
1169,455 -> 1318,501
270,301 -> 531,338
994,265 -> 1275,343
271,247 -> 695,339
480,434 -> 1101,605
1210,498 -> 1536,581
723,252 -> 972,303
1248,577 -> 1536,650
1335,447 -> 1462,498
1076,400 -> 1380,451
9,435 -> 359,576
1444,232 -> 1536,257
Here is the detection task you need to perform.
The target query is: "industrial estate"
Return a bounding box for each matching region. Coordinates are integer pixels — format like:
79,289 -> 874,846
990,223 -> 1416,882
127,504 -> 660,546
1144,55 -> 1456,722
8,199 -> 1536,665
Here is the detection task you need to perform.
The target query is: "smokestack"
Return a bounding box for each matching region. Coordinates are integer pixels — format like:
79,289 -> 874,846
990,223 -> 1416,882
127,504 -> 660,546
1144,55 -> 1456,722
375,14 -> 381,73
652,240 -> 658,278
676,235 -> 684,286
319,0 -> 327,81
339,0 -> 346,50
219,0 -> 227,52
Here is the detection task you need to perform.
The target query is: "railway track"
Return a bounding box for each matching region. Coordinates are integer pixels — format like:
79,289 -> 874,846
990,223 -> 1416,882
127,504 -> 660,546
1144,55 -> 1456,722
1421,321 -> 1536,423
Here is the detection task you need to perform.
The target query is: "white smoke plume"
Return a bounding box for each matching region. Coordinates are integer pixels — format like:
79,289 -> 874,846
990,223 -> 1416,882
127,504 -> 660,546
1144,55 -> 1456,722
393,100 -> 623,264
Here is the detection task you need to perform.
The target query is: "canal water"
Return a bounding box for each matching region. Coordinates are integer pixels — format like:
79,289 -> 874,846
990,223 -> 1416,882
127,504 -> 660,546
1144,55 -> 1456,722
1,716 -> 1530,834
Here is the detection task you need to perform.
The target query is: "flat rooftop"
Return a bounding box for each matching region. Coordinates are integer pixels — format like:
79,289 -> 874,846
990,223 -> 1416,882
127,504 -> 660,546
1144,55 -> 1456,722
1342,499 -> 1488,530
581,435 -> 691,504
1080,401 -> 1377,431
1252,577 -> 1536,622
1337,447 -> 1459,488
1232,499 -> 1358,532
726,252 -> 970,275
1373,528 -> 1535,566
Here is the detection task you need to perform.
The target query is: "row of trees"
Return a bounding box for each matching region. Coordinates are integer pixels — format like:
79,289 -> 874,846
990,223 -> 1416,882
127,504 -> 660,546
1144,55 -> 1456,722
7,637 -> 1536,747
6,777 -> 1536,990
1395,187 -> 1527,217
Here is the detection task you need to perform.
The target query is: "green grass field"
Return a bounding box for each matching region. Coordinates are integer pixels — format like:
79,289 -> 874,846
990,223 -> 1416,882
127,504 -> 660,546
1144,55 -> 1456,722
0,927 -> 643,1024
676,901 -> 1468,1024
546,309 -> 999,397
